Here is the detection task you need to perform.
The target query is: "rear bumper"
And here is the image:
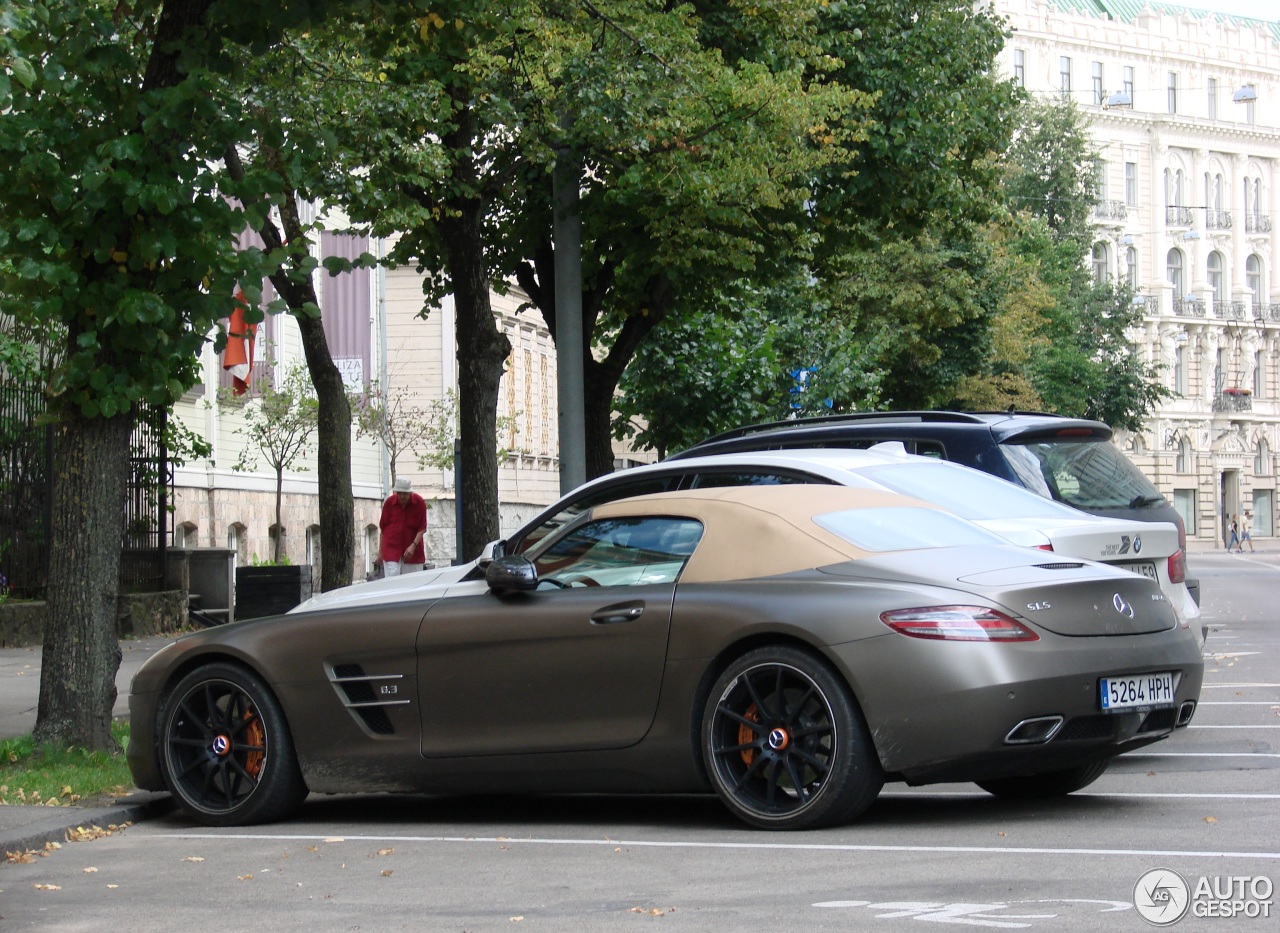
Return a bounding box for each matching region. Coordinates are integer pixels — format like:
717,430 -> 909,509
829,627 -> 1203,784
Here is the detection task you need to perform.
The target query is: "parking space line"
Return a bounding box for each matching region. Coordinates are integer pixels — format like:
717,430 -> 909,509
161,831 -> 1280,860
1126,751 -> 1280,757
1188,724 -> 1280,728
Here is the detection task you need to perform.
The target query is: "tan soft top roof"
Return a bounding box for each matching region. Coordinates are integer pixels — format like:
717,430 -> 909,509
590,485 -> 947,584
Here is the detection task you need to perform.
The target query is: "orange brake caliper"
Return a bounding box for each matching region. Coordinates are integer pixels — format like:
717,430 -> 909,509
242,710 -> 265,779
738,704 -> 760,766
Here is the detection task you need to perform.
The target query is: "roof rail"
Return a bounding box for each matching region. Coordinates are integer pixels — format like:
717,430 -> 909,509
690,410 -> 991,445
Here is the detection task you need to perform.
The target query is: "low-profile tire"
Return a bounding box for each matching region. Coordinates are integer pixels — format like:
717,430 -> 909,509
701,646 -> 883,830
157,662 -> 308,826
976,759 -> 1110,800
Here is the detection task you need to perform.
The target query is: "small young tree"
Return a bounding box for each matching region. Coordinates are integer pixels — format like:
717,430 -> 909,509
417,390 -> 523,473
349,380 -> 437,487
222,362 -> 318,563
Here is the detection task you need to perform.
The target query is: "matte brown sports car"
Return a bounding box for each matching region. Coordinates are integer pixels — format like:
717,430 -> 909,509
127,486 -> 1204,831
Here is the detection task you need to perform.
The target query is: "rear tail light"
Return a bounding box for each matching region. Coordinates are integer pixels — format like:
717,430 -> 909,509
1169,513 -> 1187,585
880,606 -> 1039,642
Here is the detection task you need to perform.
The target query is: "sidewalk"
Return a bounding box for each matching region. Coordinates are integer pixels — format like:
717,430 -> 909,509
0,635 -> 177,854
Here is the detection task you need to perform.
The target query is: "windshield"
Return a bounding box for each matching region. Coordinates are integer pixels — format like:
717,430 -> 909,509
1000,439 -> 1165,510
855,462 -> 1087,521
814,507 -> 1006,552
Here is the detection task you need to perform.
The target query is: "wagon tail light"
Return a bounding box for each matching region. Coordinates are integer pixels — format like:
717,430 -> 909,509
880,606 -> 1039,642
1168,513 -> 1187,585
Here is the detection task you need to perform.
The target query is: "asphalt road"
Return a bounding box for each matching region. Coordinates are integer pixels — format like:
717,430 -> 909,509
1,553 -> 1276,931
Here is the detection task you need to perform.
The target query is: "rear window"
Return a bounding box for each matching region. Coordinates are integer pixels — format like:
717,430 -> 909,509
1000,440 -> 1164,511
855,462 -> 1086,520
813,507 -> 1006,552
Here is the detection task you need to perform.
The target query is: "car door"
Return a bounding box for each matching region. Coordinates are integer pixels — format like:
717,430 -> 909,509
416,514 -> 703,758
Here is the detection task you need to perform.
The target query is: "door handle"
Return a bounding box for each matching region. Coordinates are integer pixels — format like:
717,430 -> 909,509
591,603 -> 644,625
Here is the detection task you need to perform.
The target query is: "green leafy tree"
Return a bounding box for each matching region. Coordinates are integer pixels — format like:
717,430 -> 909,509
1001,96 -> 1169,427
223,363 -> 319,563
0,0 -> 353,750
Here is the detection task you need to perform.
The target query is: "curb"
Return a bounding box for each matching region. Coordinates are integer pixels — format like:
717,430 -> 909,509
1,791 -> 173,857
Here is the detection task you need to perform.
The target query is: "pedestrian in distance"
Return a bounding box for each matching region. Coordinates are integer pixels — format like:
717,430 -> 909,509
379,476 -> 428,575
1239,510 -> 1254,553
1226,514 -> 1241,552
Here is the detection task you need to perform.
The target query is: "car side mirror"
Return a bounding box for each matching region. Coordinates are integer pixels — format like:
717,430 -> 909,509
476,539 -> 505,568
485,555 -> 538,594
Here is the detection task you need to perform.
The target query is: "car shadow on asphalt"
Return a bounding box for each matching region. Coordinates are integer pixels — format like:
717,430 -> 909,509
149,787 -> 1136,835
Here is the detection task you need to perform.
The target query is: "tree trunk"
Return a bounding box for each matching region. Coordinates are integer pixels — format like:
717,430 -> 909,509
274,464 -> 285,564
442,91 -> 508,560
223,143 -> 356,591
295,312 -> 354,590
34,410 -> 133,751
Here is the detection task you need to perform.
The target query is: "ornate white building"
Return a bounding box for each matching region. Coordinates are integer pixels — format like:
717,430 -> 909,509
996,0 -> 1280,546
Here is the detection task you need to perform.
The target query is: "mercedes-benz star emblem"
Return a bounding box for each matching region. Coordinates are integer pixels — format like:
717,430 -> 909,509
1113,593 -> 1134,618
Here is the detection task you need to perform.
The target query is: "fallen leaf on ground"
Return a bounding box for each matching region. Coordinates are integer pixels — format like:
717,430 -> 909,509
33,884 -> 61,891
181,856 -> 204,863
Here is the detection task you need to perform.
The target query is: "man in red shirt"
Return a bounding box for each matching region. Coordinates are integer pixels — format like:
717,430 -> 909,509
379,477 -> 428,575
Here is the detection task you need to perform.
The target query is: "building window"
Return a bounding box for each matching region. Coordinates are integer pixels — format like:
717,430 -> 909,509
1013,49 -> 1025,88
1254,490 -> 1273,536
1207,77 -> 1218,119
1125,162 -> 1138,206
1123,66 -> 1135,106
1247,254 -> 1264,307
1060,56 -> 1072,98
1255,348 -> 1267,399
1093,161 -> 1107,200
1175,346 -> 1188,395
1092,243 -> 1109,284
1208,251 -> 1225,302
1176,437 -> 1191,472
1215,347 -> 1228,392
1126,246 -> 1139,288
1257,440 -> 1273,477
1242,85 -> 1256,124
1092,61 -> 1104,106
1173,488 -> 1197,535
1167,249 -> 1185,297
1167,72 -> 1178,113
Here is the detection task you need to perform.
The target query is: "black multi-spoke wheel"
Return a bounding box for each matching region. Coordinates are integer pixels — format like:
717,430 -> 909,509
158,663 -> 307,826
976,759 -> 1110,800
702,646 -> 882,830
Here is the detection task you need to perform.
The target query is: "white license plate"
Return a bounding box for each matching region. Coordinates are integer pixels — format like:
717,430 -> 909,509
1116,560 -> 1158,581
1099,672 -> 1175,712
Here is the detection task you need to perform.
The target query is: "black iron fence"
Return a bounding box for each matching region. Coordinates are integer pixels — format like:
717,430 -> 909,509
0,372 -> 169,599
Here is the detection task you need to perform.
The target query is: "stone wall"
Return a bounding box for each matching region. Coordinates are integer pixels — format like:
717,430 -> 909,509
0,590 -> 188,648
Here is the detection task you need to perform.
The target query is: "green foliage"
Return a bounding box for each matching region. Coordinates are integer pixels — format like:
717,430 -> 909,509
222,361 -> 318,562
223,362 -> 319,477
349,379 -> 439,485
0,720 -> 132,805
415,390 -> 523,472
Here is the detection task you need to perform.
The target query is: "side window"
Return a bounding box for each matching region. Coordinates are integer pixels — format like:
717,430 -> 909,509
688,471 -> 822,489
910,440 -> 946,459
512,476 -> 680,554
531,517 -> 704,589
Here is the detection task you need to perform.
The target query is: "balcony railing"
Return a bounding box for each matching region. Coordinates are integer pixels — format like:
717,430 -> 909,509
1214,300 -> 1247,320
1173,297 -> 1207,317
1269,304 -> 1280,322
1093,200 -> 1127,221
1213,389 -> 1253,413
1246,214 -> 1273,234
1166,205 -> 1195,226
1205,209 -> 1233,230
1134,295 -> 1159,315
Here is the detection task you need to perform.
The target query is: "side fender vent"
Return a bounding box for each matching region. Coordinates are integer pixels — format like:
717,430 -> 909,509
327,663 -> 409,736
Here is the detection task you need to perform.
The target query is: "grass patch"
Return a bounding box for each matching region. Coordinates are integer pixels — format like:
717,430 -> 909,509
0,720 -> 133,806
